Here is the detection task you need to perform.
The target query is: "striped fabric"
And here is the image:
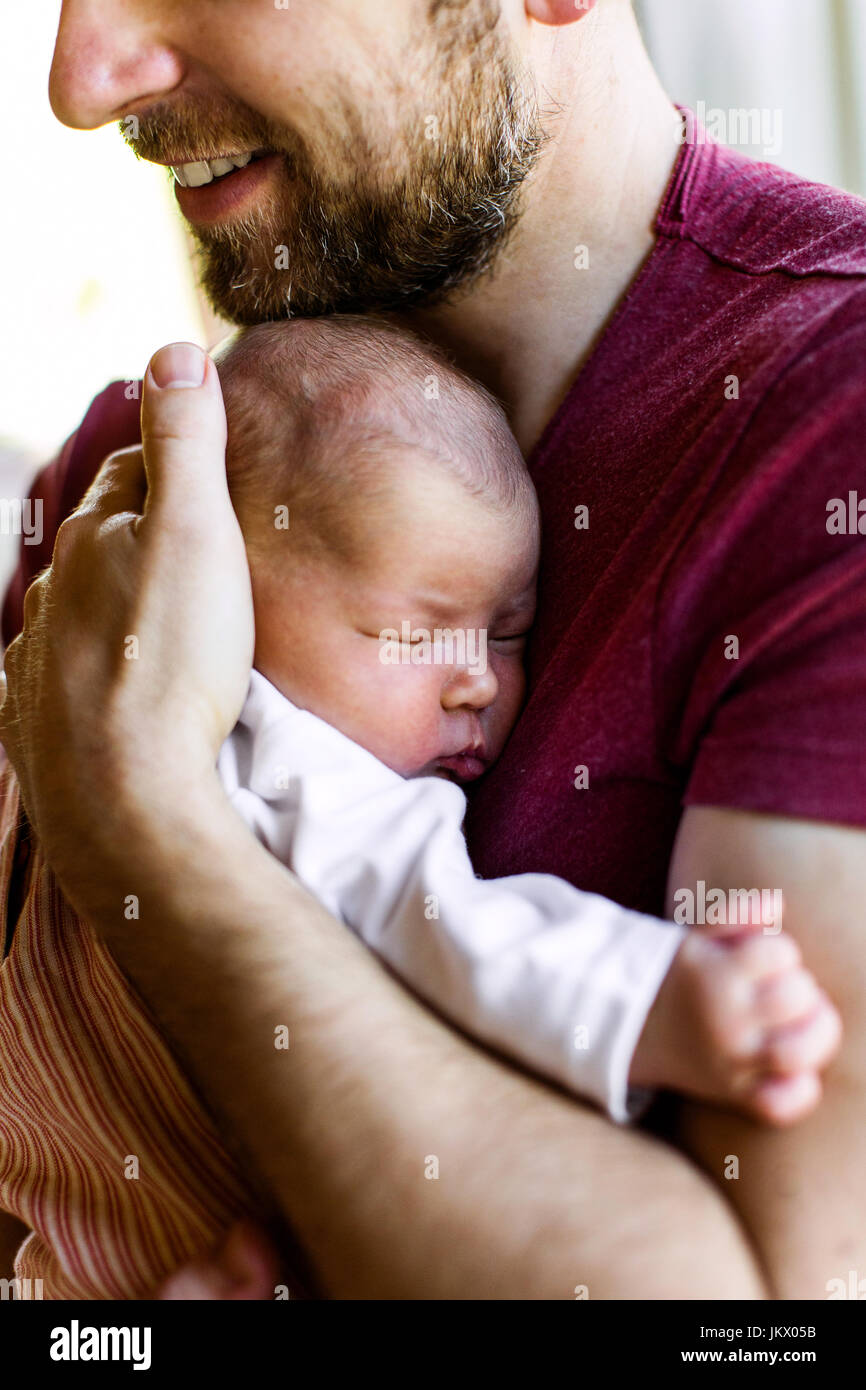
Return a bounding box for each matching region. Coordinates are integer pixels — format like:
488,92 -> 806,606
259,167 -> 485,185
0,755 -> 259,1299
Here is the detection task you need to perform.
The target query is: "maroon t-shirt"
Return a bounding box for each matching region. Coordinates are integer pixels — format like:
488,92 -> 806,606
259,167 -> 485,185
6,130 -> 866,916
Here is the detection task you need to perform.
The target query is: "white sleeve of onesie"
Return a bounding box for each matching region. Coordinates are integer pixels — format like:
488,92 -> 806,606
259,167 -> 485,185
217,671 -> 687,1124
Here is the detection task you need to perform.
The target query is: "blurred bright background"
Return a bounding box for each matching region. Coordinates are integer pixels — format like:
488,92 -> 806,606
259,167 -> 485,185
636,0 -> 866,193
1,0 -> 865,593
1,4 -> 209,464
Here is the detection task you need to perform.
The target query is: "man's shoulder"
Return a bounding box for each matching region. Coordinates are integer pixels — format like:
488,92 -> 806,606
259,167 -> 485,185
1,381 -> 142,647
661,137 -> 866,283
43,378 -> 143,524
31,379 -> 144,526
71,380 -> 143,469
658,137 -> 866,458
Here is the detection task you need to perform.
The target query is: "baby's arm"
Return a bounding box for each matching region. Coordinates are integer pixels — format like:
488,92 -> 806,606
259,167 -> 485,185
220,674 -> 839,1124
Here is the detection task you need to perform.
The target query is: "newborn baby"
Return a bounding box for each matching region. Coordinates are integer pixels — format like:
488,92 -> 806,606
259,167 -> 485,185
219,314 -> 536,787
0,315 -> 840,1302
214,315 -> 840,1127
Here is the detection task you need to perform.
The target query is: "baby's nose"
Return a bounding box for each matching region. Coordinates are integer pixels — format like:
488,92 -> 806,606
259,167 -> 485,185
440,664 -> 499,712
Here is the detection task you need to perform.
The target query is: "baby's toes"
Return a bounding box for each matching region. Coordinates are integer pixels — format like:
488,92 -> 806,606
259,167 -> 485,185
755,966 -> 822,1029
761,996 -> 843,1075
749,1071 -> 823,1126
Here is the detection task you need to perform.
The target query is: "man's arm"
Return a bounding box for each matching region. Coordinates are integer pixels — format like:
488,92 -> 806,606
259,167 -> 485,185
667,805 -> 865,1299
80,774 -> 766,1300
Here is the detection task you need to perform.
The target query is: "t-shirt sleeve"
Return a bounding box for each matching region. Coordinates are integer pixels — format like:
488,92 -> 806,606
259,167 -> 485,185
665,309 -> 866,827
1,382 -> 142,646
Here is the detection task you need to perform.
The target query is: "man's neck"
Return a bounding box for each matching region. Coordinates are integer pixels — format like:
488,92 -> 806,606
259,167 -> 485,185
402,4 -> 683,457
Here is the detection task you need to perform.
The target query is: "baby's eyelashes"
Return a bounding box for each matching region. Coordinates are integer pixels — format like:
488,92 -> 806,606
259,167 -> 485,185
357,627 -> 427,645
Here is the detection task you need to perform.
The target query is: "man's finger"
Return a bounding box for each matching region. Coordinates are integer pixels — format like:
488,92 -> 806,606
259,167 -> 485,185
77,446 -> 148,521
20,574 -> 48,633
141,342 -> 230,522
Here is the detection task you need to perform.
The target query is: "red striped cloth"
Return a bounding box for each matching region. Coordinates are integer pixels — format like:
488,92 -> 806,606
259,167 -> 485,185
0,755 -> 260,1299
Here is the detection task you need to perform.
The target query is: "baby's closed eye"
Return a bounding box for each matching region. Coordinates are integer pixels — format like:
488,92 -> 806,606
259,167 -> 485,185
489,629 -> 531,649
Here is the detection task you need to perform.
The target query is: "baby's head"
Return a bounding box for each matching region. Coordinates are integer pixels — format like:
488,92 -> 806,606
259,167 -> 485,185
215,316 -> 539,784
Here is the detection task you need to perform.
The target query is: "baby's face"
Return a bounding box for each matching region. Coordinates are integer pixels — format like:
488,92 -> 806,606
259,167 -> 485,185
250,466 -> 539,784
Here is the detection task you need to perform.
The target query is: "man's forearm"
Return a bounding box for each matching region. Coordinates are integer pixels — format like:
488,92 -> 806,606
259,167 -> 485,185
68,776 -> 764,1299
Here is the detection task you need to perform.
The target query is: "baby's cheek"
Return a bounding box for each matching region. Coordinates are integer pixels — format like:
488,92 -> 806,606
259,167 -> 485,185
353,663 -> 440,773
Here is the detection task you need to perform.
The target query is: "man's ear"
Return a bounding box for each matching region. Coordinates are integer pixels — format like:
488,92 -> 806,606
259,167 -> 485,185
525,0 -> 600,26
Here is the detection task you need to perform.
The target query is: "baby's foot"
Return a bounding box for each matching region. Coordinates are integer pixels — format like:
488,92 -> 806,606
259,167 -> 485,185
630,925 -> 842,1124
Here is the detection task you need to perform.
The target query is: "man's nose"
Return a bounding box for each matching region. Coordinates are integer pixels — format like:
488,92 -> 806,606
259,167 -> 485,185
50,0 -> 185,130
440,665 -> 499,713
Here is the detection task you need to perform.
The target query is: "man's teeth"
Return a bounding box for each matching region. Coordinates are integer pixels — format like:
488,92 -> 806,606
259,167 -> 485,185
172,152 -> 253,188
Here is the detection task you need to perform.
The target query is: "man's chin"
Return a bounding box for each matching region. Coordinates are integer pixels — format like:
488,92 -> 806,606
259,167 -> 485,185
189,164 -> 527,324
193,238 -> 304,325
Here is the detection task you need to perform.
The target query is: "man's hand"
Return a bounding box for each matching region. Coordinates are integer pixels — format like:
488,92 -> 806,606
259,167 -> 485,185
0,342 -> 254,913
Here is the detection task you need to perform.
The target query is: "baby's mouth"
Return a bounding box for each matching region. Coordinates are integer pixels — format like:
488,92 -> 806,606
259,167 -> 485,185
434,751 -> 489,784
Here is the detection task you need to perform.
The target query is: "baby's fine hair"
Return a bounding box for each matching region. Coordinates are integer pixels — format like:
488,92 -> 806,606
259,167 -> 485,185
214,314 -> 536,565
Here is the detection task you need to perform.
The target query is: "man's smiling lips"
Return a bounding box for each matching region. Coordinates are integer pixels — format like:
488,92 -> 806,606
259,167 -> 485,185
143,148 -> 282,226
170,151 -> 257,187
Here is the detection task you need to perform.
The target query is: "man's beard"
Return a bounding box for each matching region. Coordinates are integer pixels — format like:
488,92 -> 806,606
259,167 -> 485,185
125,3 -> 548,325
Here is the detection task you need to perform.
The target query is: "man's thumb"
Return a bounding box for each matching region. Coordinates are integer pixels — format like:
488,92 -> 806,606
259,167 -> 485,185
141,342 -> 229,519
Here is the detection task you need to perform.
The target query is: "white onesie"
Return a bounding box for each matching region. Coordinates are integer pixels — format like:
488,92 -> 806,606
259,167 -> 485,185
216,670 -> 687,1123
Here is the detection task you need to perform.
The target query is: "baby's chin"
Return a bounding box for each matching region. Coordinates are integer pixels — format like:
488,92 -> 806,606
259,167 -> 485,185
429,767 -> 461,784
